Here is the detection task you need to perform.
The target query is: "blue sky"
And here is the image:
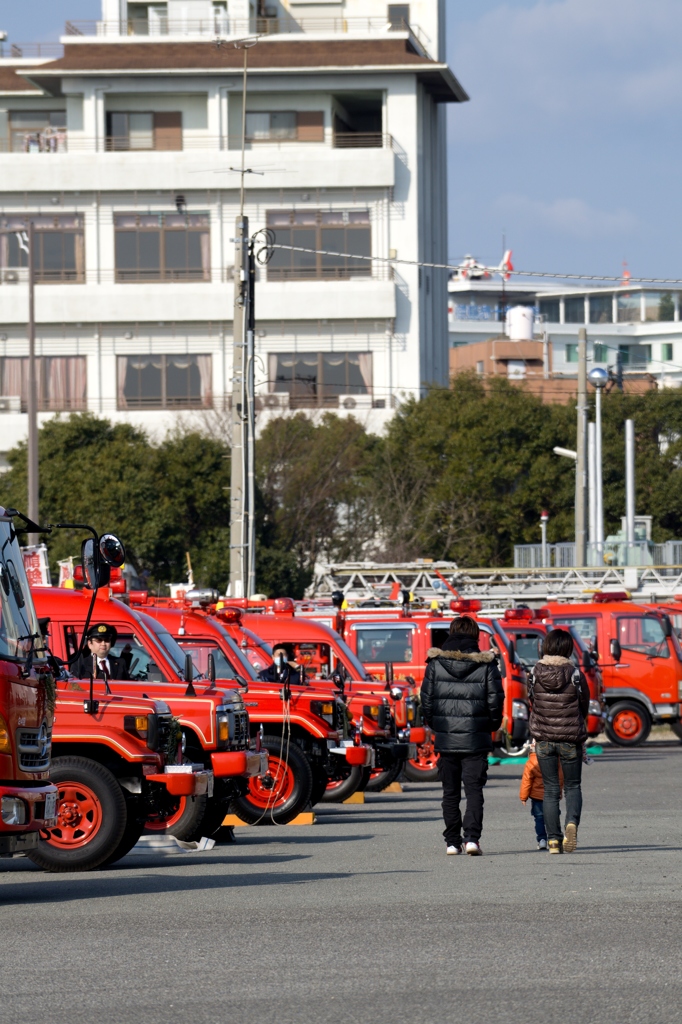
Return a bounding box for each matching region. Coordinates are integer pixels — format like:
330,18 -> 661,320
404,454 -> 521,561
1,0 -> 677,280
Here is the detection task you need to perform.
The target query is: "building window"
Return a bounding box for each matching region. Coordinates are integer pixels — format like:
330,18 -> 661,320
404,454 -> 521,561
245,111 -> 324,143
5,110 -> 67,153
269,351 -> 372,408
617,293 -> 641,323
388,4 -> 410,29
539,299 -> 560,323
565,344 -> 579,363
662,343 -> 674,362
0,215 -> 85,283
593,343 -> 609,363
117,354 -> 212,409
619,344 -> 651,367
658,293 -> 675,322
564,297 -> 585,323
0,356 -> 87,411
589,294 -> 612,324
106,112 -> 182,151
476,360 -> 484,375
266,210 -> 371,281
114,213 -> 210,282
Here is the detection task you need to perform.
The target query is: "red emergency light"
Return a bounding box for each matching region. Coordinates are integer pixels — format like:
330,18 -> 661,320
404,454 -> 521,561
534,606 -> 551,620
503,607 -> 534,621
129,590 -> 148,605
592,591 -> 630,603
217,608 -> 242,624
450,599 -> 482,613
272,597 -> 295,614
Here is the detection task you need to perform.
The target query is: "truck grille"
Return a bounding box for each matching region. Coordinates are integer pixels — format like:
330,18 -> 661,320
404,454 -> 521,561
229,709 -> 250,750
17,724 -> 51,772
156,713 -> 174,756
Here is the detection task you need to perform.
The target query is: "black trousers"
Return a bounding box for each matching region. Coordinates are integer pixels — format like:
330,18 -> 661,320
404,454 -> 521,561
437,751 -> 489,845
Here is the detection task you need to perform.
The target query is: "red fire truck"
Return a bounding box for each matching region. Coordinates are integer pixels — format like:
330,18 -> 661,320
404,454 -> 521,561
32,587 -> 265,839
0,507 -> 58,860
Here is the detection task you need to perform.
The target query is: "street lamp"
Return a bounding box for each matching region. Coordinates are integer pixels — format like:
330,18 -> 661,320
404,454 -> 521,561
588,366 -> 608,563
540,510 -> 550,568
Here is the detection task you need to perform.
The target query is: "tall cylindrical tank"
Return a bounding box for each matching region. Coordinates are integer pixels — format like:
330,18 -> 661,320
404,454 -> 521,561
505,305 -> 534,340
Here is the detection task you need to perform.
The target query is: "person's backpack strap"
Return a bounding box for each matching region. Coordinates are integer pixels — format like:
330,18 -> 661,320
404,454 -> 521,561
571,667 -> 581,701
528,666 -> 536,704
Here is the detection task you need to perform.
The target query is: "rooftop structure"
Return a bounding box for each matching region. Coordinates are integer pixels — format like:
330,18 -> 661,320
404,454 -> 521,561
0,0 -> 466,459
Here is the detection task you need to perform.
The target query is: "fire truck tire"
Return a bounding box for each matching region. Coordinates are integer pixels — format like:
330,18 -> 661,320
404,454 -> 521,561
143,793 -> 208,841
403,760 -> 439,783
605,702 -> 651,746
670,721 -> 682,742
99,805 -> 146,867
320,766 -> 364,803
184,797 -> 231,841
310,769 -> 329,806
27,757 -> 128,873
361,759 -> 404,793
229,735 -> 313,824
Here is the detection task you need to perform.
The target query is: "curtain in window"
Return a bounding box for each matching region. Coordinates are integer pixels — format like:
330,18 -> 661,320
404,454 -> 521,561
357,353 -> 372,392
117,356 -> 128,409
2,357 -> 25,399
200,232 -> 210,281
268,353 -> 279,391
196,355 -> 212,406
47,357 -> 86,410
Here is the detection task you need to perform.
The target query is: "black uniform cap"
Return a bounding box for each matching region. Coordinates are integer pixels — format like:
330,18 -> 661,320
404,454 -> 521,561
86,622 -> 118,644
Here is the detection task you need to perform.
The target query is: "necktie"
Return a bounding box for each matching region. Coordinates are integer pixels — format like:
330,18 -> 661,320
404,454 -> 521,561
99,660 -> 108,676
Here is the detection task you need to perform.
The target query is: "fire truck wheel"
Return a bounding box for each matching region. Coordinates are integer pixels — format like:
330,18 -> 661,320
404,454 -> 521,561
99,804 -> 146,867
605,702 -> 651,746
183,797 -> 231,841
143,793 -> 208,841
27,756 -> 127,873
229,735 -> 313,825
320,766 -> 363,803
361,759 -> 404,793
404,738 -> 440,782
310,769 -> 329,806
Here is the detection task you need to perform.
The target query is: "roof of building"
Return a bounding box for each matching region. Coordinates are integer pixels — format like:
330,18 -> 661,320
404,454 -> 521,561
20,39 -> 467,102
0,64 -> 43,94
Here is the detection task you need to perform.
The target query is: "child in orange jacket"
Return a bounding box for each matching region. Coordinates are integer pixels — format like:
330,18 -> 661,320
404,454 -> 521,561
520,745 -> 563,851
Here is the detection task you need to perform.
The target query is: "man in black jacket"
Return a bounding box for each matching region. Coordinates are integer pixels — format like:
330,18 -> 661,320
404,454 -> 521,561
70,622 -> 130,681
421,615 -> 504,856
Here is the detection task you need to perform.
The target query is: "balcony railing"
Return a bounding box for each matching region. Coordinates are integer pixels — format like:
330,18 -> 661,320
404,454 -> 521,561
0,131 -> 394,154
64,16 -> 431,57
0,42 -> 63,58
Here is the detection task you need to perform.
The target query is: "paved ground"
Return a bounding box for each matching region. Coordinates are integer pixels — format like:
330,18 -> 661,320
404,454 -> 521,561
3,740 -> 682,1024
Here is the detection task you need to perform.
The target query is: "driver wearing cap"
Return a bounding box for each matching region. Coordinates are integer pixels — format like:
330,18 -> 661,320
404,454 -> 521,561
70,622 -> 130,681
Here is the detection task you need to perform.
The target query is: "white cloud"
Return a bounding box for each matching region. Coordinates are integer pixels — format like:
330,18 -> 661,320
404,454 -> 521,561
448,0 -> 682,140
492,194 -> 638,240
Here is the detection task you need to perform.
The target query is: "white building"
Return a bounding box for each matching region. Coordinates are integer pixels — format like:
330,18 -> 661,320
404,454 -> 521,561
0,0 -> 466,461
449,273 -> 682,387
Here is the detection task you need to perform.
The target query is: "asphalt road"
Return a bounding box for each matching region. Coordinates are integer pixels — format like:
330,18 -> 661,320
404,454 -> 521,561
3,740 -> 682,1024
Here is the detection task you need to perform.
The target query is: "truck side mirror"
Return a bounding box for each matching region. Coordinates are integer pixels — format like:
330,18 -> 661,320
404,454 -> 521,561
184,652 -> 194,683
207,652 -> 216,683
610,638 -> 622,662
661,614 -> 672,638
582,650 -> 592,671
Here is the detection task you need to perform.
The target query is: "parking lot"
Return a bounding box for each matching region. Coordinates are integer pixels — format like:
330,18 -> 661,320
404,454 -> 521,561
2,739 -> 682,1024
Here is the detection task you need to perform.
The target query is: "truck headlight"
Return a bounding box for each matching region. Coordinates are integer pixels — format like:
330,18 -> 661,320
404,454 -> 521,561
124,713 -> 160,751
588,700 -> 602,716
311,701 -> 335,725
0,713 -> 11,754
511,700 -> 529,720
1,797 -> 26,825
217,714 -> 230,745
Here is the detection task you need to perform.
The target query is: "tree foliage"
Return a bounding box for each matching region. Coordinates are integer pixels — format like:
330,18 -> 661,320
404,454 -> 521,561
4,384 -> 682,594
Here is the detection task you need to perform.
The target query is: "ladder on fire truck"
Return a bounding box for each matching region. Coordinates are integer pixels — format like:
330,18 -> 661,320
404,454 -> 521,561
309,561 -> 682,607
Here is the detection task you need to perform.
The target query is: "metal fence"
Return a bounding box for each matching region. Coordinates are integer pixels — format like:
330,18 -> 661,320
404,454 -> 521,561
514,540 -> 682,569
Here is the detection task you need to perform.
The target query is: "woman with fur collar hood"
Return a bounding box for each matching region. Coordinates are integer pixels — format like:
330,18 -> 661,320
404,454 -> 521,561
529,628 -> 590,854
421,615 -> 504,856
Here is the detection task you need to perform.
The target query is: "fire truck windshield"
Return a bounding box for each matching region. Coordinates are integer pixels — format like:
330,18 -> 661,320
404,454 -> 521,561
0,518 -> 44,662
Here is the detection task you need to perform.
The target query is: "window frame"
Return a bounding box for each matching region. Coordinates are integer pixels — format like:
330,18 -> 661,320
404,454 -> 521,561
269,350 -> 372,408
0,214 -> 85,283
114,211 -> 210,283
266,209 -> 372,282
117,353 -> 212,411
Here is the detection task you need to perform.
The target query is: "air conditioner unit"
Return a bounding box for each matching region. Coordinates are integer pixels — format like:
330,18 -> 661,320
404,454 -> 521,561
3,270 -> 19,284
0,396 -> 21,413
342,394 -> 373,410
263,392 -> 290,410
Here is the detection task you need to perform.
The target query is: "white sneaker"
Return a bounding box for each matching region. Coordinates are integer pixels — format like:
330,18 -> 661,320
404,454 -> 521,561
465,841 -> 482,856
537,839 -> 548,851
446,844 -> 462,855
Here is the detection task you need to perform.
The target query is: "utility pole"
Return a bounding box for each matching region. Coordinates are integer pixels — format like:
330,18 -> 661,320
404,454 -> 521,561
625,418 -> 636,560
27,221 -> 39,545
228,37 -> 258,598
574,327 -> 588,566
